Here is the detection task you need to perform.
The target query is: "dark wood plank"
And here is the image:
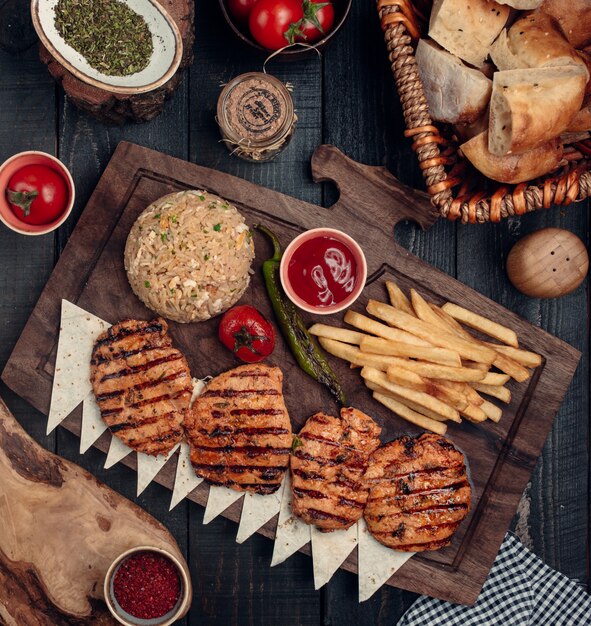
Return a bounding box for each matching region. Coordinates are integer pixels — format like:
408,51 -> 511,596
1,141 -> 580,606
0,0 -> 38,53
54,55 -> 192,624
456,206 -> 589,587
186,4 -> 324,620
320,0 -> 451,618
0,45 -> 57,448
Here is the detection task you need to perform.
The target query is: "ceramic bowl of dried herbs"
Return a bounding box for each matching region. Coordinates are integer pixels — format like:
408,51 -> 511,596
31,0 -> 183,95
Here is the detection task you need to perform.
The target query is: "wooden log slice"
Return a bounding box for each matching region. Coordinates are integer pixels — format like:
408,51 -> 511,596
0,396 -> 191,625
38,0 -> 195,124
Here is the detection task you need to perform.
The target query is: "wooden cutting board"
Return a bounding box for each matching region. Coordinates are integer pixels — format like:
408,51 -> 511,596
0,395 -> 191,624
2,141 -> 580,605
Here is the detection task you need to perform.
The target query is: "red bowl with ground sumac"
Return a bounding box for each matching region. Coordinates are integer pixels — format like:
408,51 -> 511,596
104,547 -> 191,626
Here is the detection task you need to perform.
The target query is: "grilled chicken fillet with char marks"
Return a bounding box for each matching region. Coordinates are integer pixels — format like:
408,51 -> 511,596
364,433 -> 471,552
291,408 -> 381,531
90,318 -> 192,456
185,364 -> 292,495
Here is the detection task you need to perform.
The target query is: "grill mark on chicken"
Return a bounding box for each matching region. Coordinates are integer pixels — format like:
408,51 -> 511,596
200,388 -> 280,399
290,408 -> 381,532
229,408 -> 284,417
364,434 -> 471,552
90,318 -> 190,456
94,370 -> 187,401
92,345 -> 168,364
306,508 -> 356,526
229,371 -> 271,378
99,354 -> 184,382
185,364 -> 292,495
93,321 -> 165,347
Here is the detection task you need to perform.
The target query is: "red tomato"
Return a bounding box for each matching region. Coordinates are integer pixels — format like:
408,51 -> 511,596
6,164 -> 68,226
249,0 -> 304,50
228,0 -> 260,23
298,0 -> 335,43
219,305 -> 276,363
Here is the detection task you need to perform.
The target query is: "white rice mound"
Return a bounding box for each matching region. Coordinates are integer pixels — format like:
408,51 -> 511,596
124,190 -> 255,323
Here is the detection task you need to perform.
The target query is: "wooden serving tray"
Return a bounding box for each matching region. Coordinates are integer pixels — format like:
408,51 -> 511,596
2,142 -> 580,605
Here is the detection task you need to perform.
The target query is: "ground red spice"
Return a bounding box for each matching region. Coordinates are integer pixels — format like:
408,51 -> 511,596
113,551 -> 181,620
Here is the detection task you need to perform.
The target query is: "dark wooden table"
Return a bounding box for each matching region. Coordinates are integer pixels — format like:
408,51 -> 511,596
0,1 -> 588,624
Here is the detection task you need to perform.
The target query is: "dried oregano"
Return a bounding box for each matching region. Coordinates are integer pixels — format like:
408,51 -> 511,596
54,0 -> 154,76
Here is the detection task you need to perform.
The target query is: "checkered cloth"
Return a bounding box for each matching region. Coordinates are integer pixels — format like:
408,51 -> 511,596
398,533 -> 591,626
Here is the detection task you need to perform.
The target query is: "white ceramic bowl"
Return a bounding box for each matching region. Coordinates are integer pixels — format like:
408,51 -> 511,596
104,546 -> 191,626
31,0 -> 183,95
280,228 -> 367,315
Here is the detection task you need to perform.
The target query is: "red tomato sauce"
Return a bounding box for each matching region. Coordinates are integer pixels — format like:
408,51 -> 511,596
287,236 -> 358,307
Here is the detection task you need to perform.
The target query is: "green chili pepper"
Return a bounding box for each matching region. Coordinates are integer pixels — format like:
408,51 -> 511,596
255,224 -> 346,407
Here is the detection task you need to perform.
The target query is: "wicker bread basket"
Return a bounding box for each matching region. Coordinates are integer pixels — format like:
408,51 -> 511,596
377,0 -> 591,223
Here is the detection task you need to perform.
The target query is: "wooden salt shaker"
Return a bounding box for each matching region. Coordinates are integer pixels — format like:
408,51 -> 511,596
507,228 -> 589,298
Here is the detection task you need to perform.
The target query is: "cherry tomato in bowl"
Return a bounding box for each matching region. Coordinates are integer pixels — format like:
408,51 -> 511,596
298,0 -> 335,43
219,305 -> 276,363
6,164 -> 69,226
249,0 -> 304,50
227,0 -> 260,23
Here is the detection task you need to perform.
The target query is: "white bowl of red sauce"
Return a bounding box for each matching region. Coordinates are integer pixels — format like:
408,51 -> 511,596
104,546 -> 191,626
280,228 -> 367,315
0,151 -> 75,235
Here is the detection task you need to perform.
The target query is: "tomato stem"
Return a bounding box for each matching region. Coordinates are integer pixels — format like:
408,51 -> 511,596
233,325 -> 269,355
7,188 -> 38,217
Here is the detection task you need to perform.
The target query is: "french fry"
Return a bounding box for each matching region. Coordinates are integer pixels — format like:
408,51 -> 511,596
479,372 -> 511,386
428,304 -> 530,382
481,400 -> 503,423
435,379 -> 482,407
344,310 -> 431,347
410,289 -> 450,332
384,368 -> 470,411
360,335 -> 461,366
441,302 -> 519,348
385,281 -> 414,315
384,366 -> 426,390
463,360 -> 490,372
364,381 -> 450,422
472,383 -> 512,404
367,300 -> 497,364
380,355 -> 486,382
308,323 -> 366,345
429,303 -> 470,337
318,338 -> 397,371
492,353 -> 530,383
361,367 -> 461,422
373,392 -> 448,435
483,343 -> 542,368
460,404 -> 488,423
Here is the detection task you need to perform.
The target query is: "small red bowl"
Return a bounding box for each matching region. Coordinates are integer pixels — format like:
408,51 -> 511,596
0,151 -> 75,236
280,227 -> 367,315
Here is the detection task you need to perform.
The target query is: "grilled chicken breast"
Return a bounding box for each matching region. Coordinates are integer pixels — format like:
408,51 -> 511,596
364,433 -> 471,552
185,364 -> 292,494
290,407 -> 381,531
90,318 -> 192,456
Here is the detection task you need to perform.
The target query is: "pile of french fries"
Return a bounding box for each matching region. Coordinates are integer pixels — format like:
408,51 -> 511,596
309,281 -> 542,435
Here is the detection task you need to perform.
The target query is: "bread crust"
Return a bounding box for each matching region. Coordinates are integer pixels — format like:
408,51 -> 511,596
489,66 -> 586,154
462,131 -> 563,183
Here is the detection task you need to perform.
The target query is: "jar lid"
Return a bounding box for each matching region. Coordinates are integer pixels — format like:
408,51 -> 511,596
217,72 -> 295,148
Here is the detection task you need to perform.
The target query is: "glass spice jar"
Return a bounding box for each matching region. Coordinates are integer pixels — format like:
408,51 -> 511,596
217,72 -> 297,163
